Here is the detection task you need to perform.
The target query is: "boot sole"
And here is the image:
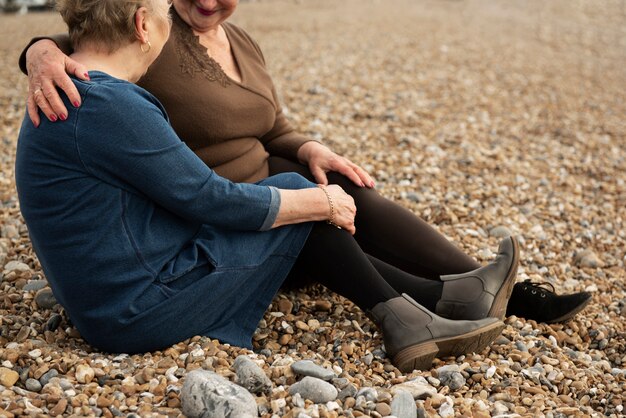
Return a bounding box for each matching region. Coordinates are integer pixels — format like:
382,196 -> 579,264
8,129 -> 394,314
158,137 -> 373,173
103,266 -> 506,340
488,236 -> 520,320
393,321 -> 505,372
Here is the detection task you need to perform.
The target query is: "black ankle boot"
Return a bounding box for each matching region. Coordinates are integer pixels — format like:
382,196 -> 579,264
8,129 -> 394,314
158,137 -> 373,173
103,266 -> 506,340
506,280 -> 592,323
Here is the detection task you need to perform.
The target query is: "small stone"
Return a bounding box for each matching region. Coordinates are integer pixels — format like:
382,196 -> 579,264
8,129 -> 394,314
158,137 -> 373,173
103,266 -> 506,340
181,370 -> 257,418
23,279 -> 48,292
331,377 -> 349,389
271,398 -> 286,414
436,365 -> 465,391
337,383 -> 357,400
314,300 -> 332,311
288,376 -> 338,403
35,288 -> 58,309
375,402 -> 392,416
3,261 -> 30,274
292,392 -> 305,408
25,378 -> 42,392
391,390 -> 417,418
28,349 -> 42,359
291,360 -> 336,381
49,398 -> 68,417
391,378 -> 437,400
356,387 -> 377,402
75,365 -> 95,384
489,225 -> 512,238
362,352 -> 374,365
484,365 -> 497,379
39,369 -> 59,386
16,325 -> 31,342
0,368 -> 19,387
233,355 -> 272,395
574,249 -> 603,268
45,314 -> 63,332
438,397 -> 455,418
279,334 -> 292,345
277,299 -> 293,314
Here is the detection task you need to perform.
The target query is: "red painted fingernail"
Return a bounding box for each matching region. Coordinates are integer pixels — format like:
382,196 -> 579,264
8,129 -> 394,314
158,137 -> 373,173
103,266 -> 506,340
50,114 -> 58,122
73,101 -> 80,107
34,121 -> 39,128
59,113 -> 67,121
369,181 -> 375,188
84,72 -> 90,80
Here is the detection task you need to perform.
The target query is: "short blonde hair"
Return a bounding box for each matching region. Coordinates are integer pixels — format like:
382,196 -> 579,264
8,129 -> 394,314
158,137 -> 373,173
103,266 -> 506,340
57,0 -> 156,52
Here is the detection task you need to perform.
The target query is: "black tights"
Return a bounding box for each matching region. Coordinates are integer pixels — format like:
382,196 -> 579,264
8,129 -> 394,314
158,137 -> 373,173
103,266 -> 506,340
269,157 -> 481,279
286,223 -> 443,311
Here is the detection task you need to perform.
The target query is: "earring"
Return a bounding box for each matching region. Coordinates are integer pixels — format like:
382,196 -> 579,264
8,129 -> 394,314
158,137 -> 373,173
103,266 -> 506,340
140,41 -> 152,53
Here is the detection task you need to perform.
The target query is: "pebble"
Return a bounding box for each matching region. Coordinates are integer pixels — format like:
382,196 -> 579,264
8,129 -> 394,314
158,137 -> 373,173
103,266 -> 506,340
39,368 -> 59,386
181,370 -> 258,418
22,279 -> 48,292
489,225 -> 512,238
0,367 -> 19,387
390,378 -> 437,400
75,364 -> 95,384
337,383 -> 358,400
356,387 -> 378,402
391,390 -> 417,418
25,377 -> 42,392
574,249 -> 603,268
436,365 -> 466,391
288,376 -> 338,403
34,287 -> 58,309
233,355 -> 272,395
438,397 -> 455,418
291,360 -> 336,381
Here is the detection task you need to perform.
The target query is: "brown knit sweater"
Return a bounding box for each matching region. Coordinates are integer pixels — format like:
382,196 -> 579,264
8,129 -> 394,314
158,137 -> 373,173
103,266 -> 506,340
20,11 -> 313,183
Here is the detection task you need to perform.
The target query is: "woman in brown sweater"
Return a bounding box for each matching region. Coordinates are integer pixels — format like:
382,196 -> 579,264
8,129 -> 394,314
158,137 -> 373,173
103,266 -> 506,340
21,0 -> 590,324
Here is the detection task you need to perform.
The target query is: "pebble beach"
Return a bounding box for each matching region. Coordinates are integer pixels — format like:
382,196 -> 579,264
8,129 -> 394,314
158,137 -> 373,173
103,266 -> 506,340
0,0 -> 625,417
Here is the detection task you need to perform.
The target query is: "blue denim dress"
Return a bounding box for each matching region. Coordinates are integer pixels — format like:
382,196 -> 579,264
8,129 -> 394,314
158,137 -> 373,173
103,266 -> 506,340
15,72 -> 314,353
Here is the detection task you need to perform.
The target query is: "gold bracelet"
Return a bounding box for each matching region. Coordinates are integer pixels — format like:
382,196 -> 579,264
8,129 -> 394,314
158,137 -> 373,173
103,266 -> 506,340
317,184 -> 341,229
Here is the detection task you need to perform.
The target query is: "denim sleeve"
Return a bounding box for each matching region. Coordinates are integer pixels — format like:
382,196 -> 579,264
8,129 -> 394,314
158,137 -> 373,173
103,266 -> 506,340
74,84 -> 286,231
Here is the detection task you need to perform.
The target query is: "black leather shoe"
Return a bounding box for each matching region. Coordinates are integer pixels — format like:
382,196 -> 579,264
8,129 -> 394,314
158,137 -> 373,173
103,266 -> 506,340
506,280 -> 592,323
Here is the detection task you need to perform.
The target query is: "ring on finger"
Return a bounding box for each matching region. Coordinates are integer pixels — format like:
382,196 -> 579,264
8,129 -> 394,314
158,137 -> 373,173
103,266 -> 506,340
33,87 -> 43,95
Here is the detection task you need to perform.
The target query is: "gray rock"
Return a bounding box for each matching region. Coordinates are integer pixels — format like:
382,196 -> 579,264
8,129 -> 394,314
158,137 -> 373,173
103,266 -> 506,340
330,377 -> 349,389
574,248 -> 603,268
390,377 -> 437,400
337,383 -> 357,400
180,370 -> 258,418
25,378 -> 42,392
23,279 -> 48,292
45,314 -> 63,332
439,397 -> 455,418
34,288 -> 58,310
489,225 -> 512,238
391,390 -> 417,418
436,365 -> 466,391
288,376 -> 338,403
362,352 -> 374,365
515,341 -> 529,352
356,387 -> 377,402
233,355 -> 272,395
39,369 -> 59,386
291,360 -> 336,381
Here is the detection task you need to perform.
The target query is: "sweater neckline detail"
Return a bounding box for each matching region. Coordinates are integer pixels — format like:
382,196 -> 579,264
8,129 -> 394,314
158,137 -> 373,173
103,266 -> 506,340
172,10 -> 242,88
